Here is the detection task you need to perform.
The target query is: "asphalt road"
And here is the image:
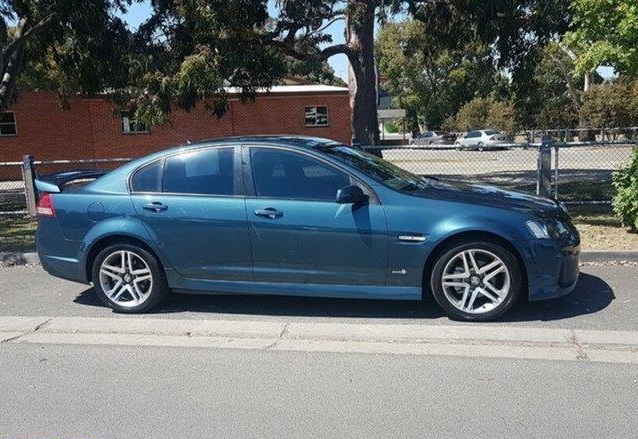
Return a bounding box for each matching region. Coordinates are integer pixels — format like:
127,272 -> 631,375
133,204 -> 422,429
0,263 -> 635,330
1,342 -> 637,439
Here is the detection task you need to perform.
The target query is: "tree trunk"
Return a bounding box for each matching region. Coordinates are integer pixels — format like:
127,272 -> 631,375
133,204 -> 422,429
345,1 -> 379,147
0,18 -> 27,117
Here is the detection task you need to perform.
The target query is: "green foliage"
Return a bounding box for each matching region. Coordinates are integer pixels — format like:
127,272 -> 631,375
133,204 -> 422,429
536,97 -> 580,129
566,0 -> 638,76
521,42 -> 584,129
383,121 -> 399,133
2,0 -> 134,110
612,147 -> 638,232
447,97 -> 519,134
579,80 -> 638,128
376,19 -> 507,130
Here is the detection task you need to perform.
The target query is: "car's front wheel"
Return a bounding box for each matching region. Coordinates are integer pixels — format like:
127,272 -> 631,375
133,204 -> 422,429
91,243 -> 167,313
430,241 -> 522,321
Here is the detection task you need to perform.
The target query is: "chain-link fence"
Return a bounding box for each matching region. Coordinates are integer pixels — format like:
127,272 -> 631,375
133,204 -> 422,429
0,161 -> 26,215
371,139 -> 635,203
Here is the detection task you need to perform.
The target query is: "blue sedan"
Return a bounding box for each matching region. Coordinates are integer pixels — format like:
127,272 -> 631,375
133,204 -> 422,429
35,136 -> 580,321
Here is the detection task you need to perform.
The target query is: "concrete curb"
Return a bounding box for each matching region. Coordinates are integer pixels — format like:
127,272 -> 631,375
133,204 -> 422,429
579,250 -> 638,263
0,252 -> 40,267
2,250 -> 638,268
1,316 -> 637,364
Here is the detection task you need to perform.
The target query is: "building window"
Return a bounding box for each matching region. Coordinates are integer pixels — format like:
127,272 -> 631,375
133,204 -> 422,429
121,112 -> 149,134
305,106 -> 329,127
0,112 -> 17,136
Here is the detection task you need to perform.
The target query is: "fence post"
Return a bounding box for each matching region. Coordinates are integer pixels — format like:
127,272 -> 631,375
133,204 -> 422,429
21,154 -> 37,217
553,143 -> 559,199
536,135 -> 553,198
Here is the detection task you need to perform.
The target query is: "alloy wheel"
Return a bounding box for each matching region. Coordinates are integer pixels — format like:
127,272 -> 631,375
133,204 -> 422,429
440,249 -> 511,314
99,250 -> 154,308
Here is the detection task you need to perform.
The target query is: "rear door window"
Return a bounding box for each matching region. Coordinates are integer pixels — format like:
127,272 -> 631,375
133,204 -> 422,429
162,148 -> 235,195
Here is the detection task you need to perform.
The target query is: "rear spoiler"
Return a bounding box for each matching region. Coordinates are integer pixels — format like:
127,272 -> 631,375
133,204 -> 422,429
35,169 -> 107,193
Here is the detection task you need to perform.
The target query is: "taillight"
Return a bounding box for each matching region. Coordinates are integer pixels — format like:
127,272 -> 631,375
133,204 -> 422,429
36,193 -> 56,217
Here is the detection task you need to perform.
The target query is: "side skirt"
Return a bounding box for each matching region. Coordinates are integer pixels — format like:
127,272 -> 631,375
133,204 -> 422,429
166,270 -> 421,301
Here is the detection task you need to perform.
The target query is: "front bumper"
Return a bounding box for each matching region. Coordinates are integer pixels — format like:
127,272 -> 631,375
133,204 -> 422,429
518,237 -> 580,301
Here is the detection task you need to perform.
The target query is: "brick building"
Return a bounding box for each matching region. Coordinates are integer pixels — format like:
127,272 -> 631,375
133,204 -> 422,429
0,85 -> 351,162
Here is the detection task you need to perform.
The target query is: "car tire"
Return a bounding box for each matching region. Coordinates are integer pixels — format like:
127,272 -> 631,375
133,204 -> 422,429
430,240 -> 522,321
477,142 -> 485,151
91,243 -> 168,313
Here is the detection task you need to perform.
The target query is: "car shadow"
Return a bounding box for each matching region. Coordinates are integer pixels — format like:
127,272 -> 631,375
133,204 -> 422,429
73,272 -> 614,322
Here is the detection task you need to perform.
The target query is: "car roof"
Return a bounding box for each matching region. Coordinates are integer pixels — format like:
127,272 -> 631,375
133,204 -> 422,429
185,135 -> 341,150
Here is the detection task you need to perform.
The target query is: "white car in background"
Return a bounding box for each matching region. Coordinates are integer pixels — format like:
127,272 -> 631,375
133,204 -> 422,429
455,130 -> 509,150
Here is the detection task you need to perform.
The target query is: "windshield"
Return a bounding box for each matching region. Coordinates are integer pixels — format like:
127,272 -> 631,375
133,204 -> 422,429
320,145 -> 427,192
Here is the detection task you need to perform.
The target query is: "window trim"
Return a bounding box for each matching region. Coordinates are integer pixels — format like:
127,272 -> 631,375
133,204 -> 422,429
241,145 -> 379,204
0,111 -> 18,137
304,105 -> 329,127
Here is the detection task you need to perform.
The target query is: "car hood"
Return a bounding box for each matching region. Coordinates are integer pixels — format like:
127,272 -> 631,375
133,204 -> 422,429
420,179 -> 567,218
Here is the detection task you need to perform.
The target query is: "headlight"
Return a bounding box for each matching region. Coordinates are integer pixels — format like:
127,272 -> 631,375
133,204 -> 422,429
526,219 -> 570,239
526,220 -> 549,238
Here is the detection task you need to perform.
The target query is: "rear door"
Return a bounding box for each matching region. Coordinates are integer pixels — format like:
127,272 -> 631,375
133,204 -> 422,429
464,131 -> 480,146
130,146 -> 252,281
243,146 -> 388,286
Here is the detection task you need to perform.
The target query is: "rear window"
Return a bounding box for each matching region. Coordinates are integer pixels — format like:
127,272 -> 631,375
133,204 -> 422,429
130,160 -> 161,192
483,130 -> 499,135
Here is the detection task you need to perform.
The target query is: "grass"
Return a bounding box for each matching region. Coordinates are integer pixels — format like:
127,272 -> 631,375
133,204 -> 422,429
0,203 -> 635,255
0,215 -> 36,253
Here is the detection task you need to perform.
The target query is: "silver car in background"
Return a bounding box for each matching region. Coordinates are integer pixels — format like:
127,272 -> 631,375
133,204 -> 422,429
455,130 -> 509,151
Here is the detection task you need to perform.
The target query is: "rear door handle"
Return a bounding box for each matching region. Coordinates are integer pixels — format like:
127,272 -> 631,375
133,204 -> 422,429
254,208 -> 283,219
143,202 -> 168,213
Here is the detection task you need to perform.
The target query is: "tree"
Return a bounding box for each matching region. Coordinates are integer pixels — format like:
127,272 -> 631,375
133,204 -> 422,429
0,0 -> 134,115
446,96 -> 519,135
579,79 -> 638,129
566,0 -> 638,77
525,42 -> 584,129
376,19 -> 508,130
125,0 -> 572,146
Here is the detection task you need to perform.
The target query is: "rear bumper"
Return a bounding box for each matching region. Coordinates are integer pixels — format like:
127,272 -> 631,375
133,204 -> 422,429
36,219 -> 88,284
38,252 -> 88,284
518,238 -> 580,301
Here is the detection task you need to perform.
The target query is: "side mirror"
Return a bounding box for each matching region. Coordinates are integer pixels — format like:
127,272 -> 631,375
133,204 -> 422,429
336,185 -> 368,205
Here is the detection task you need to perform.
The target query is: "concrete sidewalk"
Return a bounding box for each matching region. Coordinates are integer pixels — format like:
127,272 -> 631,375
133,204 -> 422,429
2,316 -> 637,364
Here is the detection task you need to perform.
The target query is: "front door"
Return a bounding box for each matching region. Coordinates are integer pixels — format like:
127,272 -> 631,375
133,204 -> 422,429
131,146 -> 252,281
244,146 -> 388,286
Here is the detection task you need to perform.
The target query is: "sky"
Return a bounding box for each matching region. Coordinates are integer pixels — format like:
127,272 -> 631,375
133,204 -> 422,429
117,1 -> 615,83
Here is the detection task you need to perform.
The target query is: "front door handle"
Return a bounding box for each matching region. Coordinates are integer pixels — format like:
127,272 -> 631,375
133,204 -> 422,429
143,202 -> 168,213
254,208 -> 283,219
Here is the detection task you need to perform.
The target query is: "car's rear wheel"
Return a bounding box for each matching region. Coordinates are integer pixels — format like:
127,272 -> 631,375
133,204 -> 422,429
477,142 -> 485,151
91,244 -> 167,313
430,241 -> 522,321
